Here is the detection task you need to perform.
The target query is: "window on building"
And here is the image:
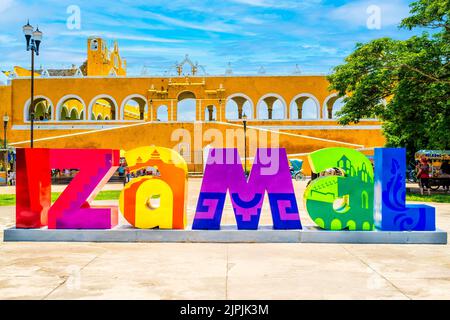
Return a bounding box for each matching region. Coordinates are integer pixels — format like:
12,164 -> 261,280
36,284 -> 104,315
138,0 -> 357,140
90,39 -> 98,51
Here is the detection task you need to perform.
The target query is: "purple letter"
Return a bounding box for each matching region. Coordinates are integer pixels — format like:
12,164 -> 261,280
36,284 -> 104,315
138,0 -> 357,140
192,148 -> 302,230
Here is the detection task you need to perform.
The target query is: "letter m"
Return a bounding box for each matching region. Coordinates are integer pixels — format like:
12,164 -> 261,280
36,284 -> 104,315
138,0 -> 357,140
192,148 -> 302,230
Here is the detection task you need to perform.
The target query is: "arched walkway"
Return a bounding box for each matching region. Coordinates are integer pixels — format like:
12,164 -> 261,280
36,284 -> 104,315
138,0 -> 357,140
56,95 -> 86,121
88,95 -> 118,121
256,94 -> 287,120
177,91 -> 196,122
34,100 -> 52,121
120,94 -> 148,120
156,105 -> 169,122
225,93 -> 253,120
24,95 -> 53,121
290,93 -> 320,120
323,94 -> 345,119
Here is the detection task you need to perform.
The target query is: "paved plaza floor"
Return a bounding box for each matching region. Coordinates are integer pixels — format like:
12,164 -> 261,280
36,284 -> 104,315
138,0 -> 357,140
0,180 -> 449,299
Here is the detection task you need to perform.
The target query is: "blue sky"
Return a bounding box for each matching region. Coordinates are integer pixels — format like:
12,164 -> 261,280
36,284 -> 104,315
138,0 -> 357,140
0,0 -> 421,76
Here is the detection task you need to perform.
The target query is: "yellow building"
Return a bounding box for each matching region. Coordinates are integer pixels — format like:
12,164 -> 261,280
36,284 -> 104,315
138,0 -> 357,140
0,38 -> 385,173
87,37 -> 126,77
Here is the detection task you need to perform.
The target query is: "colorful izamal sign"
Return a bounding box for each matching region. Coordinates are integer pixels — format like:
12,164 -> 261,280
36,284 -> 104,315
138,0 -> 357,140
15,147 -> 436,232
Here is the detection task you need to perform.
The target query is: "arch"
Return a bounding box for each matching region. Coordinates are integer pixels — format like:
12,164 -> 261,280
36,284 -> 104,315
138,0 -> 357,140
24,95 -> 53,121
120,94 -> 148,120
34,101 -> 47,121
205,105 -> 217,121
56,94 -> 86,121
256,93 -> 287,120
69,108 -> 79,120
60,107 -> 68,121
88,94 -> 118,121
361,190 -> 369,209
177,91 -> 196,122
97,114 -> 103,120
177,90 -> 196,101
290,93 -> 320,120
225,93 -> 254,120
156,105 -> 169,122
323,93 -> 347,120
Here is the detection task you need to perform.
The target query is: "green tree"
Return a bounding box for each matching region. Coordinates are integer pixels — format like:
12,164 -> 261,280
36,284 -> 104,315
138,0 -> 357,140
328,0 -> 450,160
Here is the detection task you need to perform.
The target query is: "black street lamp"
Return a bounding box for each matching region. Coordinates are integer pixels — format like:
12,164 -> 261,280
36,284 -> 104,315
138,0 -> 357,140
3,113 -> 9,185
242,113 -> 247,176
23,20 -> 43,148
3,113 -> 8,150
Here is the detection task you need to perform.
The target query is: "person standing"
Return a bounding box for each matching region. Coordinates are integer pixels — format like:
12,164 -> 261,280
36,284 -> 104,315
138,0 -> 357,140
125,166 -> 131,185
440,160 -> 450,192
118,164 -> 125,177
417,157 -> 431,195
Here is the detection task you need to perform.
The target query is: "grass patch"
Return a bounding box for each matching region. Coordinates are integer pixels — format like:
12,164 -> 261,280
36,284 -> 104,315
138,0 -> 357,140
1,190 -> 448,206
0,190 -> 122,206
0,194 -> 15,206
91,190 -> 121,200
406,192 -> 450,203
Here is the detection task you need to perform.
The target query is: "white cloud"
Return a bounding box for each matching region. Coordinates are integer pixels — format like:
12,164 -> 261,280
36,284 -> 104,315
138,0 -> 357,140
0,35 -> 16,44
60,30 -> 185,43
143,11 -> 240,34
230,0 -> 321,9
0,0 -> 14,13
329,0 -> 410,28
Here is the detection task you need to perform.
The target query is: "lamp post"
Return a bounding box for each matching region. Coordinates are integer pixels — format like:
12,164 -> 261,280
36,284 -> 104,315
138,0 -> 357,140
242,113 -> 247,176
3,114 -> 9,185
2,114 -> 8,150
23,20 -> 43,148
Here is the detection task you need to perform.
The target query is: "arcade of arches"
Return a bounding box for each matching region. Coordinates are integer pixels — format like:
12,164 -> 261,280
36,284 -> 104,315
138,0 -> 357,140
0,75 -> 384,172
20,84 -> 359,123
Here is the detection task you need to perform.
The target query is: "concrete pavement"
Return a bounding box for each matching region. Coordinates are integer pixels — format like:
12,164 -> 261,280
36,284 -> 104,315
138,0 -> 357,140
0,180 -> 449,299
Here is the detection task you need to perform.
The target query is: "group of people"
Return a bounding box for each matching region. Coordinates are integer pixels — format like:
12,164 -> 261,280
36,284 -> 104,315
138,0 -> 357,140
51,168 -> 76,177
416,157 -> 450,195
117,163 -> 161,185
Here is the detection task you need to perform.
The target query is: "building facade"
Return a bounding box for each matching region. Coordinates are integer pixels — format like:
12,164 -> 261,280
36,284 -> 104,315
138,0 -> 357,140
0,38 -> 385,173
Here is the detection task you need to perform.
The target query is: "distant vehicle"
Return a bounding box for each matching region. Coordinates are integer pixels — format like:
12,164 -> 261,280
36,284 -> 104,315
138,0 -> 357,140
415,150 -> 450,191
407,161 -> 418,183
289,159 -> 305,181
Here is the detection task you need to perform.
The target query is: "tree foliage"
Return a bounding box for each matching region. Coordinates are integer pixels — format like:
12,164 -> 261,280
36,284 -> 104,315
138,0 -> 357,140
328,0 -> 450,160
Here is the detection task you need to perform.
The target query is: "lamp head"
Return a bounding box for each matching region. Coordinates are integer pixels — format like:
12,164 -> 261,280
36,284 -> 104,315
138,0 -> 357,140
23,20 -> 33,49
3,113 -> 9,124
33,26 -> 42,55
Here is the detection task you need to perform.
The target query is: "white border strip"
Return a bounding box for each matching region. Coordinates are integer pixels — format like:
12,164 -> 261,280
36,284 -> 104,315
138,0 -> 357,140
216,121 -> 364,148
260,125 -> 381,130
10,120 -> 365,148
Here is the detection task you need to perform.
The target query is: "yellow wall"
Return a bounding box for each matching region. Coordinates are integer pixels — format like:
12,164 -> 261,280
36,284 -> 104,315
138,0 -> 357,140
1,75 -> 386,172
